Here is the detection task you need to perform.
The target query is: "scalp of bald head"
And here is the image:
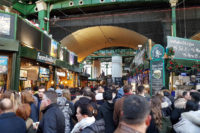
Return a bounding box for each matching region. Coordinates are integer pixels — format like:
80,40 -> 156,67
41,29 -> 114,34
0,98 -> 13,111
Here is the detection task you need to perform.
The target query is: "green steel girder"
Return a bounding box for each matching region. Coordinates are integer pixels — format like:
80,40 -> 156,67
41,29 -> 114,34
12,3 -> 36,16
4,0 -> 170,16
52,0 -> 169,11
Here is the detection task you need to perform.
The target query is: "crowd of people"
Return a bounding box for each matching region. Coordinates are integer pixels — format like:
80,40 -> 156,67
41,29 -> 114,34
0,84 -> 200,133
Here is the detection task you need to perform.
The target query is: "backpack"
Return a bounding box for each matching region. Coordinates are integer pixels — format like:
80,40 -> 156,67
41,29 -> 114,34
58,97 -> 73,133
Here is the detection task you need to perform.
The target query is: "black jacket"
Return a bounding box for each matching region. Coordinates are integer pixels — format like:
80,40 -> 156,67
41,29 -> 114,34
37,103 -> 65,133
0,112 -> 26,133
97,101 -> 116,133
81,119 -> 105,133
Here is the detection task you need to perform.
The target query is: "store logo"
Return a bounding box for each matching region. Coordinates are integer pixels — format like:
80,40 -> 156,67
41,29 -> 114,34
37,52 -> 56,64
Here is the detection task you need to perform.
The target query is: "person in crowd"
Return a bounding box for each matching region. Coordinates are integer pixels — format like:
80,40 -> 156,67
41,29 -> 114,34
173,100 -> 200,133
147,95 -> 162,133
183,91 -> 191,100
95,86 -> 105,105
115,95 -> 151,133
37,91 -> 65,133
97,89 -> 116,133
116,85 -> 124,99
16,104 -> 36,133
113,85 -> 132,126
38,86 -> 45,120
1,90 -> 21,112
71,103 -> 96,133
161,86 -> 174,103
0,98 -> 26,133
136,85 -> 145,97
25,87 -> 38,108
63,89 -> 72,101
56,89 -> 74,133
171,91 -> 188,125
190,91 -> 200,107
157,91 -> 172,116
74,87 -> 98,116
21,90 -> 38,122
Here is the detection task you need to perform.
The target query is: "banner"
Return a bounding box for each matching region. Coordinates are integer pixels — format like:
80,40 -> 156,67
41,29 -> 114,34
0,56 -> 8,74
69,52 -> 74,65
50,40 -> 58,58
0,14 -> 10,36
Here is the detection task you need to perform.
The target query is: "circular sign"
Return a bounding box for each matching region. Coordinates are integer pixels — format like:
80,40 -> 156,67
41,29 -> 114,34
151,44 -> 165,60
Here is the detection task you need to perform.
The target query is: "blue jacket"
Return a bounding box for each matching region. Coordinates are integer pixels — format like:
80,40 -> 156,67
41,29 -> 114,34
0,112 -> 26,133
37,103 -> 65,133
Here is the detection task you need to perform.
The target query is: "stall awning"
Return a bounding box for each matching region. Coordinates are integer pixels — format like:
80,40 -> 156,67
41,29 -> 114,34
0,37 -> 19,51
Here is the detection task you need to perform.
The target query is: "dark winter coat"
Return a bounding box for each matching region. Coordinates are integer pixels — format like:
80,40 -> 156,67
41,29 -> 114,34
97,101 -> 116,133
81,119 -> 105,133
146,112 -> 160,133
0,112 -> 26,133
30,102 -> 39,122
37,103 -> 65,133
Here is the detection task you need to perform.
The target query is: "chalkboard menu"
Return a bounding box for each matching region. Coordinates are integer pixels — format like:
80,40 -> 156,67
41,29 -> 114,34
167,36 -> 200,60
151,60 -> 164,94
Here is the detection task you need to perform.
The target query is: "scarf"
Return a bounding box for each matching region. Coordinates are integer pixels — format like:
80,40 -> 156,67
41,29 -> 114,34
71,116 -> 95,133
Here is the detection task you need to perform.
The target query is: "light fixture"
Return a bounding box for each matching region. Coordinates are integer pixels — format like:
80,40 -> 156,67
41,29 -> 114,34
138,45 -> 142,48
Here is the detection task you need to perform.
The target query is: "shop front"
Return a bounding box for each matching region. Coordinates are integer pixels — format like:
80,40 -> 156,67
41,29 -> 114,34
20,48 -> 56,90
166,36 -> 200,93
0,12 -> 20,91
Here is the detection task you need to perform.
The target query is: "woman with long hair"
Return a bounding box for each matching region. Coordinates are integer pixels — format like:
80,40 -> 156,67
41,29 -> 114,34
21,91 -> 38,122
147,95 -> 163,133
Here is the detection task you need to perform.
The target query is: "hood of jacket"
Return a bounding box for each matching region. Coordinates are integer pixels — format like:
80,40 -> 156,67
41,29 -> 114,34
182,110 -> 200,126
102,101 -> 114,111
174,98 -> 186,109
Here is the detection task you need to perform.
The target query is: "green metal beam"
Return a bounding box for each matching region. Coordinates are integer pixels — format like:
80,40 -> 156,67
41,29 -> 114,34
5,0 -> 170,16
12,3 -> 36,16
52,0 -> 169,11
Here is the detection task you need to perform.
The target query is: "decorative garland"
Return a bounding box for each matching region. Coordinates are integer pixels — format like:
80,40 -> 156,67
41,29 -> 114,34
166,60 -> 180,72
166,47 -> 175,58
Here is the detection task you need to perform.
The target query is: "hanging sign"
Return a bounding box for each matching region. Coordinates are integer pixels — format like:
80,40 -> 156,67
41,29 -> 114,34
150,44 -> 165,95
56,71 -> 66,77
167,36 -> 200,60
0,56 -> 8,74
69,52 -> 74,65
20,69 -> 27,81
151,44 -> 165,60
37,52 -> 56,64
50,40 -> 58,58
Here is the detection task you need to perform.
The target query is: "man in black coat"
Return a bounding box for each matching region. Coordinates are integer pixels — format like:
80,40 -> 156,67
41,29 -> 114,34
37,91 -> 65,133
0,98 -> 26,133
97,89 -> 116,133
